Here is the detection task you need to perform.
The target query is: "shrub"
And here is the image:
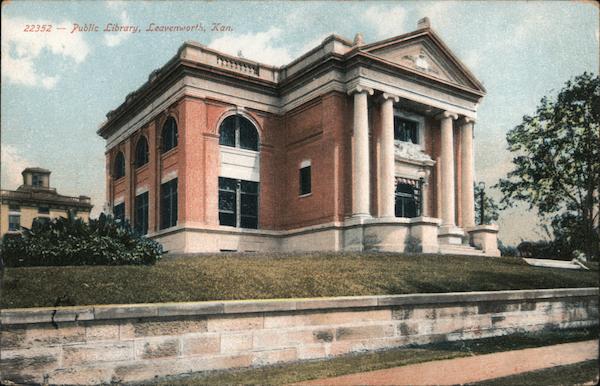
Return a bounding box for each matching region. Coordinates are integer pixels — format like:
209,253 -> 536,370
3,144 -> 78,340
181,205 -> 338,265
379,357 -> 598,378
1,212 -> 162,267
404,235 -> 422,253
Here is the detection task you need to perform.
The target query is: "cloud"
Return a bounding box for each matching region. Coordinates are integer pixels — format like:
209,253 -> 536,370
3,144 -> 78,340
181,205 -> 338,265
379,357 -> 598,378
104,2 -> 132,47
208,27 -> 292,66
364,5 -> 407,39
1,17 -> 89,89
1,144 -> 29,189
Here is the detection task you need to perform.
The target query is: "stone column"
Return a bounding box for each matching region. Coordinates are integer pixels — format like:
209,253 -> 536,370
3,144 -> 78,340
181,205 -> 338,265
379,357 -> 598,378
436,111 -> 458,227
460,117 -> 475,228
348,85 -> 373,218
379,93 -> 399,218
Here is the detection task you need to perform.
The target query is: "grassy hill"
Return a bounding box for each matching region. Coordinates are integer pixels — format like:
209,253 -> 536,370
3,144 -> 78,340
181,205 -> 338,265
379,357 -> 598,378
1,252 -> 597,308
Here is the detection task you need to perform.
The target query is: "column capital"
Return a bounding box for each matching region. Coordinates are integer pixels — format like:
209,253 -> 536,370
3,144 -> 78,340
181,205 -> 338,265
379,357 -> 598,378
434,111 -> 459,121
458,116 -> 476,126
347,85 -> 374,96
379,92 -> 399,103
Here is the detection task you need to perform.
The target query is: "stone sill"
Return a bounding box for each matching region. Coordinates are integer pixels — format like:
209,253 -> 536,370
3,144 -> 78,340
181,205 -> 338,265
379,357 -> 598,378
1,287 -> 597,326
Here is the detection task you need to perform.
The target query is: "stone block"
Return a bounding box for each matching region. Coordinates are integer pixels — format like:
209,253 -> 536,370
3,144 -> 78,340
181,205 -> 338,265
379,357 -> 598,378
477,301 -> 520,314
47,366 -> 114,385
157,302 -> 224,317
85,321 -> 120,342
207,315 -> 263,332
397,321 -> 419,336
94,304 -> 158,320
252,348 -> 297,366
24,322 -> 85,347
182,334 -> 220,356
121,317 -> 208,339
223,300 -> 296,314
135,337 -> 180,359
335,324 -> 395,341
0,346 -> 61,384
1,307 -> 93,325
295,297 -> 378,311
265,309 -> 391,328
297,344 -> 328,360
221,333 -> 253,354
253,328 -> 335,350
63,342 -> 134,366
1,326 -> 27,349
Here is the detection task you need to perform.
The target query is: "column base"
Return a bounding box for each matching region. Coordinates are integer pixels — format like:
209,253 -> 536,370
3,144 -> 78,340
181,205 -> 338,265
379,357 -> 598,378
438,225 -> 465,245
467,224 -> 500,257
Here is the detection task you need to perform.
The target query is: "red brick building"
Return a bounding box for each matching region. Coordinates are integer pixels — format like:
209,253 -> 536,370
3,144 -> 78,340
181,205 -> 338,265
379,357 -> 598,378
98,18 -> 500,255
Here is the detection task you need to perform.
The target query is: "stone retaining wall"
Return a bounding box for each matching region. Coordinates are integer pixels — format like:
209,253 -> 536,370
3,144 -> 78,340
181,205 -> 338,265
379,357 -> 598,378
1,288 -> 598,384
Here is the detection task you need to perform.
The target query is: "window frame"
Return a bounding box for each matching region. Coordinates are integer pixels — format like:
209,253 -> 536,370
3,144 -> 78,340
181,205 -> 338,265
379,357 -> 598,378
32,174 -> 43,187
161,116 -> 178,154
8,214 -> 20,231
134,192 -> 149,235
113,202 -> 125,223
160,178 -> 178,229
394,178 -> 423,219
113,151 -> 126,179
393,110 -> 425,147
135,136 -> 149,168
38,206 -> 50,214
299,160 -> 312,197
218,177 -> 259,229
218,115 -> 259,152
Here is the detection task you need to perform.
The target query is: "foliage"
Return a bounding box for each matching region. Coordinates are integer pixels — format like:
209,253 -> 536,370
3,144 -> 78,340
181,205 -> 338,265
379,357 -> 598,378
497,239 -> 518,257
1,212 -> 162,267
474,182 -> 501,225
404,235 -> 422,253
496,72 -> 600,260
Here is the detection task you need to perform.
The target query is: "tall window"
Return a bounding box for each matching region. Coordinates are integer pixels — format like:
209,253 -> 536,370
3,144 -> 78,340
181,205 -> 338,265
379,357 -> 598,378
218,177 -> 258,229
113,203 -> 125,222
134,192 -> 149,235
114,152 -> 125,179
299,163 -> 311,196
394,117 -> 419,144
395,179 -> 422,218
160,178 -> 178,229
161,117 -> 178,153
135,136 -> 149,167
8,215 -> 20,231
219,115 -> 259,151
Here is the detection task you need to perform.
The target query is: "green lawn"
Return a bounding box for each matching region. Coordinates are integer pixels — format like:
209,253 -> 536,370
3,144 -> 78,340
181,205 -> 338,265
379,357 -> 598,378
152,327 -> 598,385
1,252 -> 597,308
470,360 -> 599,386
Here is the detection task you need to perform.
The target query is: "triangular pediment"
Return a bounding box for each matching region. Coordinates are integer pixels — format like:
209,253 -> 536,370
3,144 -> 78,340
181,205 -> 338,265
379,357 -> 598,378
363,30 -> 484,93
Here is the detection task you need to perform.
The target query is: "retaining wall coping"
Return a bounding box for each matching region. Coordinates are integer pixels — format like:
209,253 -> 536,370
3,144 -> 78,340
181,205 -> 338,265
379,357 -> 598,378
1,288 -> 597,326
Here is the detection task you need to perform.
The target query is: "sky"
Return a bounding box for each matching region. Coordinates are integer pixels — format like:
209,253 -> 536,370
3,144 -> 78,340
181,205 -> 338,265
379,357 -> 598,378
1,0 -> 598,245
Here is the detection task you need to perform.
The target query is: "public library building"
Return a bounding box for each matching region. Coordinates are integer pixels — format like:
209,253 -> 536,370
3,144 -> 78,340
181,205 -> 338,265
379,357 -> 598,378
98,18 -> 500,256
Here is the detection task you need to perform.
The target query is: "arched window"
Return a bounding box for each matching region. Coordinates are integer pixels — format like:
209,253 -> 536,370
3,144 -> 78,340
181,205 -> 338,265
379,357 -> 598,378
219,115 -> 259,151
113,151 -> 125,179
135,136 -> 149,167
161,117 -> 178,153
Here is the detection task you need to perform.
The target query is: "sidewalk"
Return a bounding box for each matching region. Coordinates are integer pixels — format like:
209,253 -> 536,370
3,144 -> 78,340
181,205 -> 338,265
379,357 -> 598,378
296,340 -> 598,385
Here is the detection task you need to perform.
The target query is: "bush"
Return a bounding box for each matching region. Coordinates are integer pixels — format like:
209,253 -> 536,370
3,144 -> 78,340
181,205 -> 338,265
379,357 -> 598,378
1,212 -> 162,267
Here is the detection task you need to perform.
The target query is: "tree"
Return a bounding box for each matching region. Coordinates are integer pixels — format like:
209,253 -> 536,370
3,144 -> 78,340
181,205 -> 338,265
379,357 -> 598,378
474,182 -> 500,225
497,72 -> 600,260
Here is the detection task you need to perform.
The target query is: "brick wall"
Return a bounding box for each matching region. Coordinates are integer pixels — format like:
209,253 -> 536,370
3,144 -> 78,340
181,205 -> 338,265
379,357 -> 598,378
2,288 -> 597,384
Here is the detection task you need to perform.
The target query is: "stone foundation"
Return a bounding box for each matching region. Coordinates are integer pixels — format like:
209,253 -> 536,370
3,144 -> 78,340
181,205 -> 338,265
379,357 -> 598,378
1,288 -> 597,385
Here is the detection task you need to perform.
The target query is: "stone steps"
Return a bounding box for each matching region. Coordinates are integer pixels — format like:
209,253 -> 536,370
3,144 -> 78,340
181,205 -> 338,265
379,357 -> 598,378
439,244 -> 486,256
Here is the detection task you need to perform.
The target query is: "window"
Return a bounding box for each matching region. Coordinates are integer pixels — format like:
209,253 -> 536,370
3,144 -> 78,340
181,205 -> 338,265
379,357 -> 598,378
113,202 -> 125,222
135,136 -> 149,167
114,152 -> 125,179
395,179 -> 422,218
219,177 -> 258,229
160,178 -> 178,229
394,117 -> 419,144
161,117 -> 178,153
38,206 -> 50,214
219,115 -> 259,151
32,174 -> 43,187
134,192 -> 149,235
8,215 -> 20,231
299,163 -> 311,196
